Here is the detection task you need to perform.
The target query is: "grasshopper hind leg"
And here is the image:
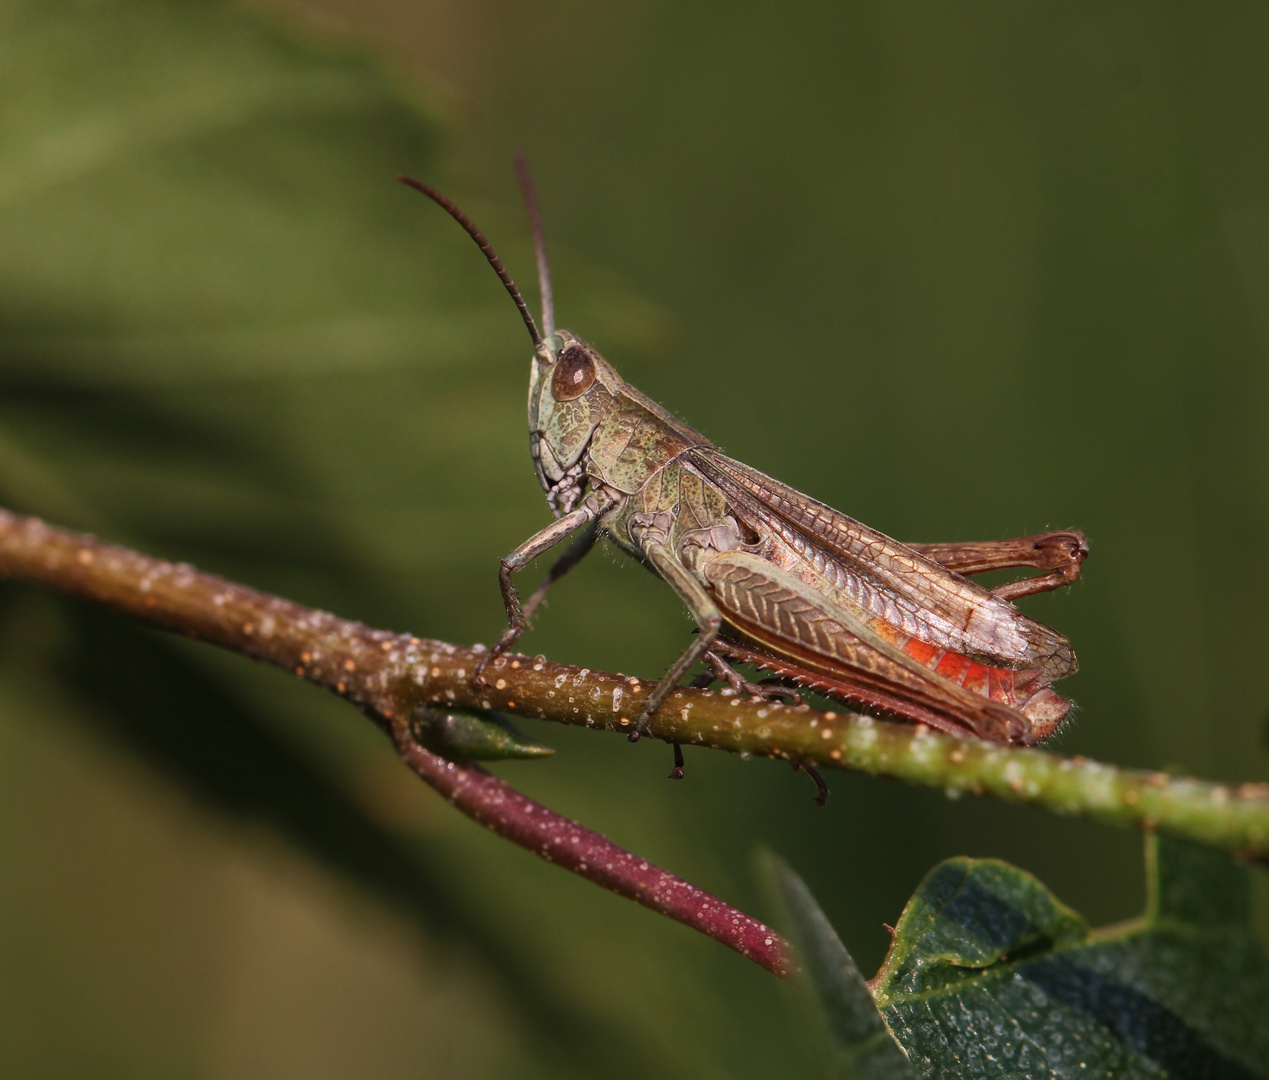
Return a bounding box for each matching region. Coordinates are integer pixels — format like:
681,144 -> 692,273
907,530 -> 1088,601
669,741 -> 687,780
702,650 -> 804,706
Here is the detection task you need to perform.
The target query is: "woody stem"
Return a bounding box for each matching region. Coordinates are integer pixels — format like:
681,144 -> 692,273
0,505 -> 1266,878
0,507 -> 792,976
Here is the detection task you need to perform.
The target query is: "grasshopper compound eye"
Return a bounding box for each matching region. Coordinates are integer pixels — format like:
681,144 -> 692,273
552,345 -> 596,400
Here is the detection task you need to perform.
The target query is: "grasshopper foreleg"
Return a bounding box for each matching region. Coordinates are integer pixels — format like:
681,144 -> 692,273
907,530 -> 1088,601
474,503 -> 603,687
520,519 -> 601,624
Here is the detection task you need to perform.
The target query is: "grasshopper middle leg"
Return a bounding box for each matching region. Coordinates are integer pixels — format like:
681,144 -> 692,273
520,519 -> 600,624
629,539 -> 723,741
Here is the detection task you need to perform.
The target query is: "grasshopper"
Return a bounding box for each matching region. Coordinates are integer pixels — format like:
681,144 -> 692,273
400,169 -> 1086,748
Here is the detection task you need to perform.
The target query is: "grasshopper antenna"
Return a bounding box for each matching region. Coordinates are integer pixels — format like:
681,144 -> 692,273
397,175 -> 543,348
514,152 -> 556,338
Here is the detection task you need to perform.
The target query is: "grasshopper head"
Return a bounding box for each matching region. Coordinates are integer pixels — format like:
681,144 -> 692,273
528,330 -> 616,508
397,169 -> 615,512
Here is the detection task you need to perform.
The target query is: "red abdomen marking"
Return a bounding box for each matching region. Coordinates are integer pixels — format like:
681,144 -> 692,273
899,634 -> 1026,709
902,639 -> 939,665
934,651 -> 972,684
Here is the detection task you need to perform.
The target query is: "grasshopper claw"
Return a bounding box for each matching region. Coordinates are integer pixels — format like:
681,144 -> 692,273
669,743 -> 685,779
792,762 -> 830,807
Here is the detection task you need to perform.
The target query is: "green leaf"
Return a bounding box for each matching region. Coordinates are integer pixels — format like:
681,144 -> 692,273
872,837 -> 1269,1078
764,853 -> 918,1079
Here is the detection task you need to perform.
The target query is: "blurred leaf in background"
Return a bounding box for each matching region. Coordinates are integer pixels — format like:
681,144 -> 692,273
766,852 -> 919,1080
2,0 -> 1269,1077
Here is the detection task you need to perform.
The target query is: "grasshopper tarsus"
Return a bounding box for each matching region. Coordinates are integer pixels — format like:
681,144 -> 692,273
757,679 -> 804,707
665,675 -> 715,771
472,575 -> 528,688
792,762 -> 830,807
669,743 -> 685,780
989,536 -> 1088,601
473,623 -> 523,687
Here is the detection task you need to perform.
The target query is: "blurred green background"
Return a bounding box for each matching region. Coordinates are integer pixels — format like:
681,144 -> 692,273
1,1 -> 1267,1076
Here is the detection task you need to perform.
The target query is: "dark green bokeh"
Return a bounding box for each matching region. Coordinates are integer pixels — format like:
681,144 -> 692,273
1,1 -> 1267,1076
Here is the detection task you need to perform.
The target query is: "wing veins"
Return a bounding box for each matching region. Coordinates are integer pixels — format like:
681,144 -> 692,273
688,448 -> 1062,667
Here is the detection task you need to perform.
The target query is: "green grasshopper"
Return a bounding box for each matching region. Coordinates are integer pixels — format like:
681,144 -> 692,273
400,170 -> 1086,750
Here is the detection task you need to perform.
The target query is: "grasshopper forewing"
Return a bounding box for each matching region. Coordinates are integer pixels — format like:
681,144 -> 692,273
400,169 -> 1086,748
